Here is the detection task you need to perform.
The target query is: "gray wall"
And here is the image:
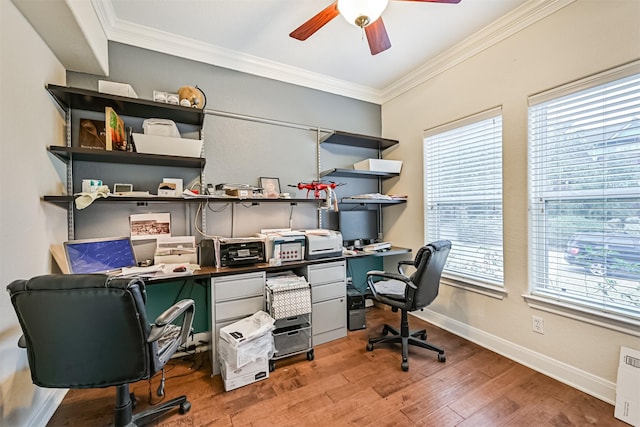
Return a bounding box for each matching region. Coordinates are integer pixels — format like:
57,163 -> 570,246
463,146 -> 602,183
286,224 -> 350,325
67,42 -> 382,257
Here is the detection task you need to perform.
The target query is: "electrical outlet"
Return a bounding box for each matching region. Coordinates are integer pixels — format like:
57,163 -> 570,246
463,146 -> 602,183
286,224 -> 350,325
532,315 -> 544,334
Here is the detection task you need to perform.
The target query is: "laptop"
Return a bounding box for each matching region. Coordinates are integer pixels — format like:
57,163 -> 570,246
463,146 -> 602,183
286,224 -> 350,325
63,236 -> 138,274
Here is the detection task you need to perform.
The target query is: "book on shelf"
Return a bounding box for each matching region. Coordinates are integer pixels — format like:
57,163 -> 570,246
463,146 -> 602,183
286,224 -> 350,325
105,107 -> 126,151
79,119 -> 107,149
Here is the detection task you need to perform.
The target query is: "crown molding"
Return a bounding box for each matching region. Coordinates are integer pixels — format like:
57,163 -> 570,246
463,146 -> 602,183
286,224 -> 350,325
380,0 -> 576,103
91,0 -> 383,103
92,0 -> 574,105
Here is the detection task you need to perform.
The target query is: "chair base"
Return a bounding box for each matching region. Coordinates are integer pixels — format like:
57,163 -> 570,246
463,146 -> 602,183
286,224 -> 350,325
366,309 -> 445,371
115,383 -> 191,426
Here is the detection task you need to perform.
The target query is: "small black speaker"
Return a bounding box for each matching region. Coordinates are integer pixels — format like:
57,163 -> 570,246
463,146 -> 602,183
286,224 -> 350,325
198,239 -> 216,267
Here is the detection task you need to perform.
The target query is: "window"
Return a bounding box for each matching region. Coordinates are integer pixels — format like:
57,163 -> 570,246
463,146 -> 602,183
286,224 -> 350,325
528,62 -> 640,327
424,108 -> 504,289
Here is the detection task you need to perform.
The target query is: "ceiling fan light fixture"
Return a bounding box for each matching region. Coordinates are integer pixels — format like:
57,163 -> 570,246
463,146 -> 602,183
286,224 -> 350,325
337,0 -> 389,28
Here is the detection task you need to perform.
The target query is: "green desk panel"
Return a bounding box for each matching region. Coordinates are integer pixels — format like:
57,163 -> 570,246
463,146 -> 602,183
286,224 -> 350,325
346,256 -> 383,293
144,278 -> 209,334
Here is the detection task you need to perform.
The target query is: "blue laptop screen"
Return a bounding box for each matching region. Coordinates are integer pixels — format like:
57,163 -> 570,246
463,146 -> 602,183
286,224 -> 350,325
64,237 -> 137,274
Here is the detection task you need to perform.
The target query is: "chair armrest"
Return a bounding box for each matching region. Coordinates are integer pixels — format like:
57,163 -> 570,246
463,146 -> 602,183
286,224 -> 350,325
148,299 -> 195,344
397,260 -> 414,277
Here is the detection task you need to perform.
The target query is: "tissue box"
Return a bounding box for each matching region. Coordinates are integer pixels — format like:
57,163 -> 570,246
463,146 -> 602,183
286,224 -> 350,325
133,133 -> 203,158
220,357 -> 269,391
353,159 -> 402,173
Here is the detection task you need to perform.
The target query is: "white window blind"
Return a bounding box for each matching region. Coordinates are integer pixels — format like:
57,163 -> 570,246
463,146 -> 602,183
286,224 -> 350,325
528,63 -> 640,322
424,108 -> 504,286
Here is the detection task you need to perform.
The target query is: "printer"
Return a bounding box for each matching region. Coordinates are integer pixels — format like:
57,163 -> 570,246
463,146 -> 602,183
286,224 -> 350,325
258,230 -> 306,263
304,230 -> 343,260
218,237 -> 265,267
154,236 -> 198,265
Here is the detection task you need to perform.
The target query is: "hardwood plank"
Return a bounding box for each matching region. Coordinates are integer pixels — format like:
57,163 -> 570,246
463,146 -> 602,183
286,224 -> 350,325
47,307 -> 626,427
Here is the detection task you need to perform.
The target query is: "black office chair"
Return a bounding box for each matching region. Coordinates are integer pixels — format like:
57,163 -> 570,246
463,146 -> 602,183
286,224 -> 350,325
6,274 -> 195,426
366,240 -> 451,371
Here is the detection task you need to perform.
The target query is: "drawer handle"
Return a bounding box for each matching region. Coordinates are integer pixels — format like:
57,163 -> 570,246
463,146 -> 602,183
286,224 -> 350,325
287,331 -> 301,336
285,316 -> 299,321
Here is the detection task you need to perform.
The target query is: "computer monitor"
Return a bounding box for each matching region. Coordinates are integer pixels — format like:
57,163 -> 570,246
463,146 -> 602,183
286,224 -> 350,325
64,236 -> 137,274
339,209 -> 378,245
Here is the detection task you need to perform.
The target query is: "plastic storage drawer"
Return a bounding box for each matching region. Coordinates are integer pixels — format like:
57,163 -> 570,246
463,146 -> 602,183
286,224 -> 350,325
273,324 -> 312,358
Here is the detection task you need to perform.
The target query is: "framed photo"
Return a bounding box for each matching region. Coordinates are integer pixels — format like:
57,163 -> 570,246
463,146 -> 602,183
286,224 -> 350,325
129,213 -> 171,241
259,177 -> 281,198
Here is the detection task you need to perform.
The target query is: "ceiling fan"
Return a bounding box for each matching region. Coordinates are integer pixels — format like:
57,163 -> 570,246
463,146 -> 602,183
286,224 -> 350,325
290,0 -> 461,56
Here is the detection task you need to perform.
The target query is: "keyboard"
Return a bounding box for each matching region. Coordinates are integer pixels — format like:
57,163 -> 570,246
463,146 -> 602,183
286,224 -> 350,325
362,242 -> 392,252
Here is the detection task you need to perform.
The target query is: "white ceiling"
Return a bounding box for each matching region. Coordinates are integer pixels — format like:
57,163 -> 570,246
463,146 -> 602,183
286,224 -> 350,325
91,0 -> 567,103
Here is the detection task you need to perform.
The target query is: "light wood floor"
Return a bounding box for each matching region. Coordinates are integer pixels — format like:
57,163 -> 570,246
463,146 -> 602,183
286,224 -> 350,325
48,307 -> 625,426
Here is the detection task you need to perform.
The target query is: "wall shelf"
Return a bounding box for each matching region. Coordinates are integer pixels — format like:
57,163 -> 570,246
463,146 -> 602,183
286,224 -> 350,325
319,168 -> 400,179
48,146 -> 206,168
340,198 -> 407,205
46,84 -> 204,126
42,195 -> 322,208
320,130 -> 399,151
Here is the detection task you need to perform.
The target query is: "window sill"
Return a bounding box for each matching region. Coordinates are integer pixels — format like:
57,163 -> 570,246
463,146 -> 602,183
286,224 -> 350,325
441,275 -> 507,300
523,293 -> 640,337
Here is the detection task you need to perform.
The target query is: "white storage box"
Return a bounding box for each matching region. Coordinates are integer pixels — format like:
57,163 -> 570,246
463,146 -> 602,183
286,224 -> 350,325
354,158 -> 402,173
98,80 -> 138,98
218,331 -> 274,370
220,357 -> 269,391
133,133 -> 203,158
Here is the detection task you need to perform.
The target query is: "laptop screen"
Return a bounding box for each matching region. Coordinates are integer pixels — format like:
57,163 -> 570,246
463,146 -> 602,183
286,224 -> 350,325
64,237 -> 137,274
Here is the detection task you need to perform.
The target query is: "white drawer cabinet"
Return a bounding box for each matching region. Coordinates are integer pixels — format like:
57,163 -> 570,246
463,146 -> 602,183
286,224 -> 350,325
306,261 -> 346,346
210,272 -> 266,375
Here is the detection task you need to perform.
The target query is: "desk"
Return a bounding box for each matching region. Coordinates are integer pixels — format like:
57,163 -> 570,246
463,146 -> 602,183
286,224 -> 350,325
145,257 -> 347,376
144,250 -> 410,375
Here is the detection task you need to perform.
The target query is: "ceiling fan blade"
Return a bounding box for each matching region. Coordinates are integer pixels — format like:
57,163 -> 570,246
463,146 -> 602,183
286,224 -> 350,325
290,2 -> 340,41
395,0 -> 462,3
365,17 -> 391,56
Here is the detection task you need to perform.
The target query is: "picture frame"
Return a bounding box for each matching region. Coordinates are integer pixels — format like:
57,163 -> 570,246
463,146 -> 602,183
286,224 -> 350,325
129,213 -> 171,241
259,177 -> 281,198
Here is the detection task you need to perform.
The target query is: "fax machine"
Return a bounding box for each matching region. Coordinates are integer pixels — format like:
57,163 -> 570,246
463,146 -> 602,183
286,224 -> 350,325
305,230 -> 343,260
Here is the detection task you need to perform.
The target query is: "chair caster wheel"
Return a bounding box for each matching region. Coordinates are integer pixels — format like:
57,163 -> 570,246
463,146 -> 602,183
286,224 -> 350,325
438,354 -> 446,363
366,342 -> 374,351
420,333 -> 427,341
307,349 -> 315,361
269,360 -> 275,372
179,401 -> 191,414
401,361 -> 409,371
382,326 -> 389,336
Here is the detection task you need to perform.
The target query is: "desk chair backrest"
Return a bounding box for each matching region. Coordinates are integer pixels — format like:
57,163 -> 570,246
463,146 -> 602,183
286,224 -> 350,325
7,274 -> 153,389
408,240 -> 451,310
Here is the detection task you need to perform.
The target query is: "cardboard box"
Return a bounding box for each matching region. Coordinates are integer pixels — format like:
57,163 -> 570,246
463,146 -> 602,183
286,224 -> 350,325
133,133 -> 203,158
615,346 -> 640,426
220,357 -> 269,391
353,159 -> 402,173
219,311 -> 275,346
218,332 -> 274,370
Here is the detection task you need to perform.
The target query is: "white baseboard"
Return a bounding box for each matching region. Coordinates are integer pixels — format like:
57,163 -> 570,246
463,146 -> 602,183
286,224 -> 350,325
414,309 -> 616,405
27,389 -> 67,427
